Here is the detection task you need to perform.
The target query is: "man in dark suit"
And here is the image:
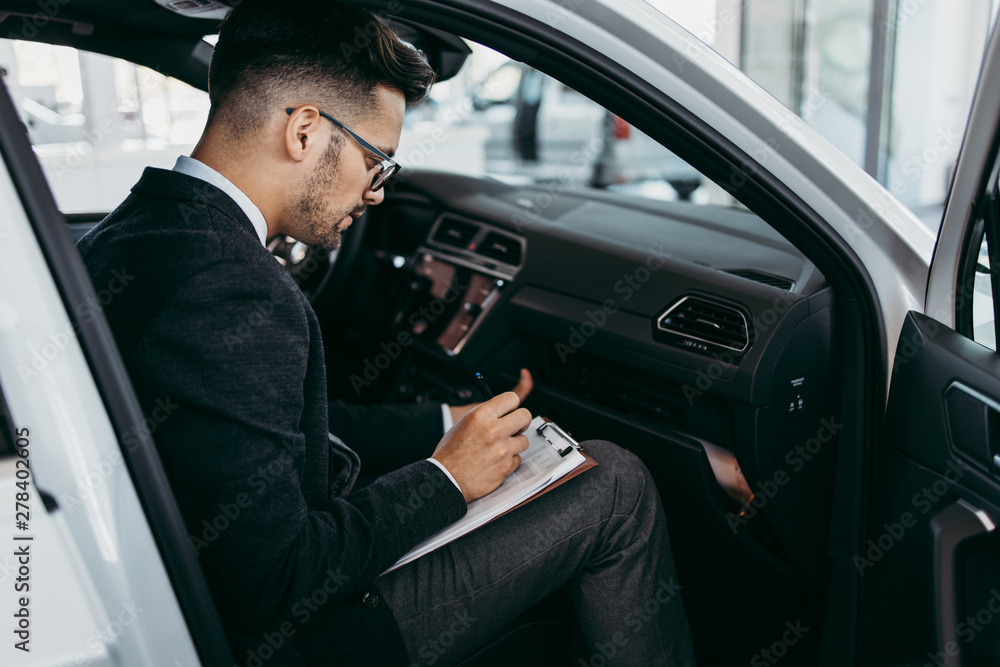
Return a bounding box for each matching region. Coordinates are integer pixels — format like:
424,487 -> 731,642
77,1 -> 695,665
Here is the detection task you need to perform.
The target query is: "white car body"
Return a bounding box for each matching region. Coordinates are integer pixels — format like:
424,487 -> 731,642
1,0 -> 996,664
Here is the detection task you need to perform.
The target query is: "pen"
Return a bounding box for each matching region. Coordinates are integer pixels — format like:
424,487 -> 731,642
474,372 -> 494,400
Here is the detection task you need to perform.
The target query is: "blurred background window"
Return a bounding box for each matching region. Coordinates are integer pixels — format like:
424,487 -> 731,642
0,39 -> 208,213
2,0 -> 998,224
736,0 -> 999,229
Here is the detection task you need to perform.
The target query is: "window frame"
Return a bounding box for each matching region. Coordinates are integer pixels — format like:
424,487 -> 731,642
957,177 -> 1000,348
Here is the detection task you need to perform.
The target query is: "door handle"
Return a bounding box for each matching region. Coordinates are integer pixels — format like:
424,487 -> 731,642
944,382 -> 1000,474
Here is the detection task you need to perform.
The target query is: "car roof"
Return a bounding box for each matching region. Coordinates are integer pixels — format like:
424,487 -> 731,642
0,0 -> 470,89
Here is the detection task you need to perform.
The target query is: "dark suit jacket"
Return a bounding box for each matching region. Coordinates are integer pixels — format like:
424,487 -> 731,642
76,167 -> 468,666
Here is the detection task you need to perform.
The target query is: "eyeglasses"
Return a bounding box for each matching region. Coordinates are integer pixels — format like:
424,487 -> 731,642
285,107 -> 400,191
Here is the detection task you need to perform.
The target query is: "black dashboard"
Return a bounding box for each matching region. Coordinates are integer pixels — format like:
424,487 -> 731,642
67,164 -> 845,659
326,169 -> 842,601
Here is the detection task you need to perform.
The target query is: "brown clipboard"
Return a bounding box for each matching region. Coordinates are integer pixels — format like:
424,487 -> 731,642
485,430 -> 598,525
378,421 -> 597,576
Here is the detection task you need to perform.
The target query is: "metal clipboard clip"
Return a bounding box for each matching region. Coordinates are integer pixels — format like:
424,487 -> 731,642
536,421 -> 581,457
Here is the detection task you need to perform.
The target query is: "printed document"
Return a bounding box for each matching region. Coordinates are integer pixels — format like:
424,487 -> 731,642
381,416 -> 590,574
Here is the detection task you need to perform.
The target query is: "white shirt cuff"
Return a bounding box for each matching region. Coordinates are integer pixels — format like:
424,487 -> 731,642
441,403 -> 454,433
426,457 -> 462,495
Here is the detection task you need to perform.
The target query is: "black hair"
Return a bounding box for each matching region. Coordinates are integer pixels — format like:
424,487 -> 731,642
207,0 -> 437,137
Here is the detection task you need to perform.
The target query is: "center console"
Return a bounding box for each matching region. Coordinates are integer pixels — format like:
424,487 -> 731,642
395,214 -> 525,356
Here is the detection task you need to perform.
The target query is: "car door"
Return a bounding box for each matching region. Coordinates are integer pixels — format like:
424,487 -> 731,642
0,71 -> 232,666
856,18 -> 1000,667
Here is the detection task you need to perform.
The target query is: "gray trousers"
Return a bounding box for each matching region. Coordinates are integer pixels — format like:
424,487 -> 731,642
376,441 -> 696,666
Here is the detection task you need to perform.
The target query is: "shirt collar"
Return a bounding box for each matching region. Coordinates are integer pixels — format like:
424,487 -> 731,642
171,155 -> 269,247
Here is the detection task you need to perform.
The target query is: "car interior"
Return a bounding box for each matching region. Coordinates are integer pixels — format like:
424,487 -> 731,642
2,1 -> 906,665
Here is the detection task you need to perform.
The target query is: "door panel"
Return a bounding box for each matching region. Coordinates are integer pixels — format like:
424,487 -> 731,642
886,313 -> 1000,505
867,16 -> 1000,663
859,312 -> 1000,666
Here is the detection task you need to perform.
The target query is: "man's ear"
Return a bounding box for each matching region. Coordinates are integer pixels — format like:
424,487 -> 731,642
283,106 -> 324,162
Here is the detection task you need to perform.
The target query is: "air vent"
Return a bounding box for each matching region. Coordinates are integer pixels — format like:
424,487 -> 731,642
474,231 -> 523,265
726,269 -> 794,291
432,218 -> 479,249
656,296 -> 750,354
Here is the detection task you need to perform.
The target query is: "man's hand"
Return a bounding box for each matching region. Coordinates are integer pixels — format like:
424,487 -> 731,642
432,391 -> 532,503
448,368 -> 534,425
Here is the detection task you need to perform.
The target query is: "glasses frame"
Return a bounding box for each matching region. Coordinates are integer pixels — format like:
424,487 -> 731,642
284,107 -> 399,191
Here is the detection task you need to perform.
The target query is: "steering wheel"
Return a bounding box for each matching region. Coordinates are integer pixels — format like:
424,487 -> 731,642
267,212 -> 368,306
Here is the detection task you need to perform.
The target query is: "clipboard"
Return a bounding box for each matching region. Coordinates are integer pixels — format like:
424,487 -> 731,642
485,419 -> 598,524
381,417 -> 597,574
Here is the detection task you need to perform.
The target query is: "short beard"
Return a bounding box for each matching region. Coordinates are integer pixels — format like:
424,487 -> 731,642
291,134 -> 359,252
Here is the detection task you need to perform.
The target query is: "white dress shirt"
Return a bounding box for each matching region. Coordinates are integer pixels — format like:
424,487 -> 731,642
171,156 -> 463,496
172,155 -> 270,246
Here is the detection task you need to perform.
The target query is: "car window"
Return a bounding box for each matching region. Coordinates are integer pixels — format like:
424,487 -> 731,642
971,230 -> 996,350
2,38 -> 735,217
964,172 -> 1000,351
0,39 -> 208,214
402,43 -> 741,210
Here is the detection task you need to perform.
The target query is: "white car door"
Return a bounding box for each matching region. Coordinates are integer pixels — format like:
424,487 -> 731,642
0,74 -> 229,666
855,17 -> 1000,667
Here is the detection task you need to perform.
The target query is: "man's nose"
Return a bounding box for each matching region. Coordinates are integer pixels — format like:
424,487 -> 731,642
364,185 -> 385,206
